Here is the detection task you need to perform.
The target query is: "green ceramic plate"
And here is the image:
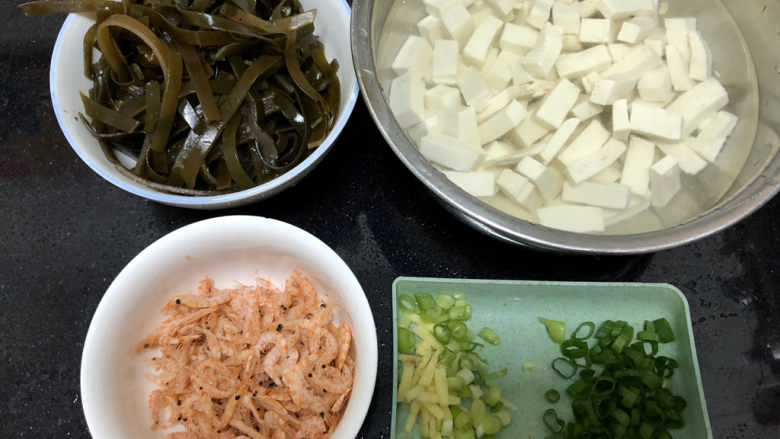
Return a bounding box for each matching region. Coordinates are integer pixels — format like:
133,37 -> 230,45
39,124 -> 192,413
391,278 -> 711,439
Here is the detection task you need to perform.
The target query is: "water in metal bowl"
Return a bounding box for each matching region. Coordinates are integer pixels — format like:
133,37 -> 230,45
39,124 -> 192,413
352,0 -> 780,253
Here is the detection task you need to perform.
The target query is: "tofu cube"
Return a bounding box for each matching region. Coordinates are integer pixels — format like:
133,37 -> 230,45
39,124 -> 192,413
620,135 -> 655,195
463,16 -> 504,66
423,0 -> 460,17
443,171 -> 498,197
558,118 -> 611,166
665,17 -> 697,62
424,85 -> 462,113
442,5 -> 476,47
566,137 -> 628,184
665,44 -> 694,92
432,40 -> 460,85
389,72 -> 426,128
483,140 -> 517,164
591,162 -> 623,183
571,97 -> 604,120
539,117 -> 581,164
562,34 -> 584,52
643,28 -> 667,57
612,98 -> 630,141
536,78 -> 581,128
477,87 -> 518,122
497,169 -> 544,209
607,43 -> 632,63
617,16 -> 657,44
516,156 -> 564,201
597,0 -> 655,19
552,1 -> 581,34
637,66 -> 675,103
537,205 -> 606,232
523,22 -> 564,78
579,18 -> 616,44
479,100 -> 529,144
581,72 -> 601,94
555,45 -> 612,79
419,132 -> 485,171
392,35 -> 433,78
509,112 -> 552,147
650,156 -> 681,208
666,78 -> 729,137
484,50 -> 521,90
590,74 -> 637,106
500,23 -> 539,54
600,45 -> 661,81
562,181 -> 630,209
688,30 -> 712,81
655,140 -> 708,175
527,0 -> 555,30
457,67 -> 492,110
417,15 -> 444,43
512,62 -> 534,85
487,0 -> 516,18
690,111 -> 738,161
630,101 -> 682,141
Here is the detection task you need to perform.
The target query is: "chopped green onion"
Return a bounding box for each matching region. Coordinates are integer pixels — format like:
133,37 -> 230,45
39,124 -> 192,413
397,294 -> 417,314
397,327 -> 415,355
539,317 -> 566,344
552,357 -> 578,379
433,322 -> 451,344
478,327 -> 500,345
653,318 -> 676,343
560,339 -> 589,359
480,415 -> 502,435
450,321 -> 469,341
435,294 -> 455,310
414,293 -> 436,311
572,321 -> 596,340
545,389 -> 561,403
486,368 -> 507,382
543,409 -> 565,433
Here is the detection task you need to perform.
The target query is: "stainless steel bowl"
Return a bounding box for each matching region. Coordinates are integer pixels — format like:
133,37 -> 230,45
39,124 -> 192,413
352,0 -> 780,254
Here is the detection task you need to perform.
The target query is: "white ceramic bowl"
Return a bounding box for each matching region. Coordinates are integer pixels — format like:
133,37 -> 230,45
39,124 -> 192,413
51,1 -> 358,209
80,216 -> 377,438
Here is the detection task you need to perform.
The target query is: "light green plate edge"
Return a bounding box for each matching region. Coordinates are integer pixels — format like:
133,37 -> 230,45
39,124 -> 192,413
390,278 -> 712,439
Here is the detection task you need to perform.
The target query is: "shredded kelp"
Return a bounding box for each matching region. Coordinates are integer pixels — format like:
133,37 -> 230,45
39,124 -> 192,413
22,0 -> 340,194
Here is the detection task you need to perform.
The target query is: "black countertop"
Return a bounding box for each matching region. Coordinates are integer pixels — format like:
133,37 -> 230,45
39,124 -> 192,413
2,3 -> 780,438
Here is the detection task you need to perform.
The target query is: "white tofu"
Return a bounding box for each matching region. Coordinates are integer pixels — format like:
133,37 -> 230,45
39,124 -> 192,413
442,5 -> 476,47
516,156 -> 564,201
478,48 -> 500,79
432,40 -> 460,85
637,66 -> 674,102
477,88 -> 516,122
600,45 -> 661,81
483,140 -> 517,164
537,205 -> 605,232
408,116 -> 439,144
688,30 -> 712,81
457,67 -> 492,110
512,62 -> 534,85
497,169 -> 544,209
527,0 -> 554,30
607,43 -> 632,63
665,44 -> 694,92
470,0 -> 499,25
630,101 -> 682,141
665,17 -> 696,62
617,16 -> 656,44
523,22 -> 564,78
389,72 -> 426,128
479,100 -> 529,144
596,0 -> 655,19
579,0 -> 600,18
566,137 -> 627,184
655,140 -> 708,174
463,16 -> 505,66
690,111 -> 738,161
555,45 -> 612,79
417,16 -> 444,43
420,132 -> 485,171
509,112 -> 552,147
581,71 -> 601,94
423,0 -> 460,17
620,135 -> 655,195
666,78 -> 729,137
571,96 -> 603,120
552,2 -> 581,34
558,119 -> 611,166
424,85 -> 462,113
536,79 -> 581,128
562,181 -> 630,209
484,50 -> 521,90
590,75 -> 636,106
500,23 -> 539,53
443,171 -> 498,197
562,34 -> 584,52
538,117 -> 581,163
579,18 -> 616,44
459,107 -> 483,147
604,192 -> 651,226
392,35 -> 433,78
591,161 -> 623,183
490,135 -> 551,166
650,155 -> 681,207
643,28 -> 666,57
487,0 -> 516,18
612,98 -> 630,141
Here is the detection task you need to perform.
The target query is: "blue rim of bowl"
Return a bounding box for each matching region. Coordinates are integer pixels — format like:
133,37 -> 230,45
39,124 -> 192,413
50,6 -> 359,208
80,215 -> 378,438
